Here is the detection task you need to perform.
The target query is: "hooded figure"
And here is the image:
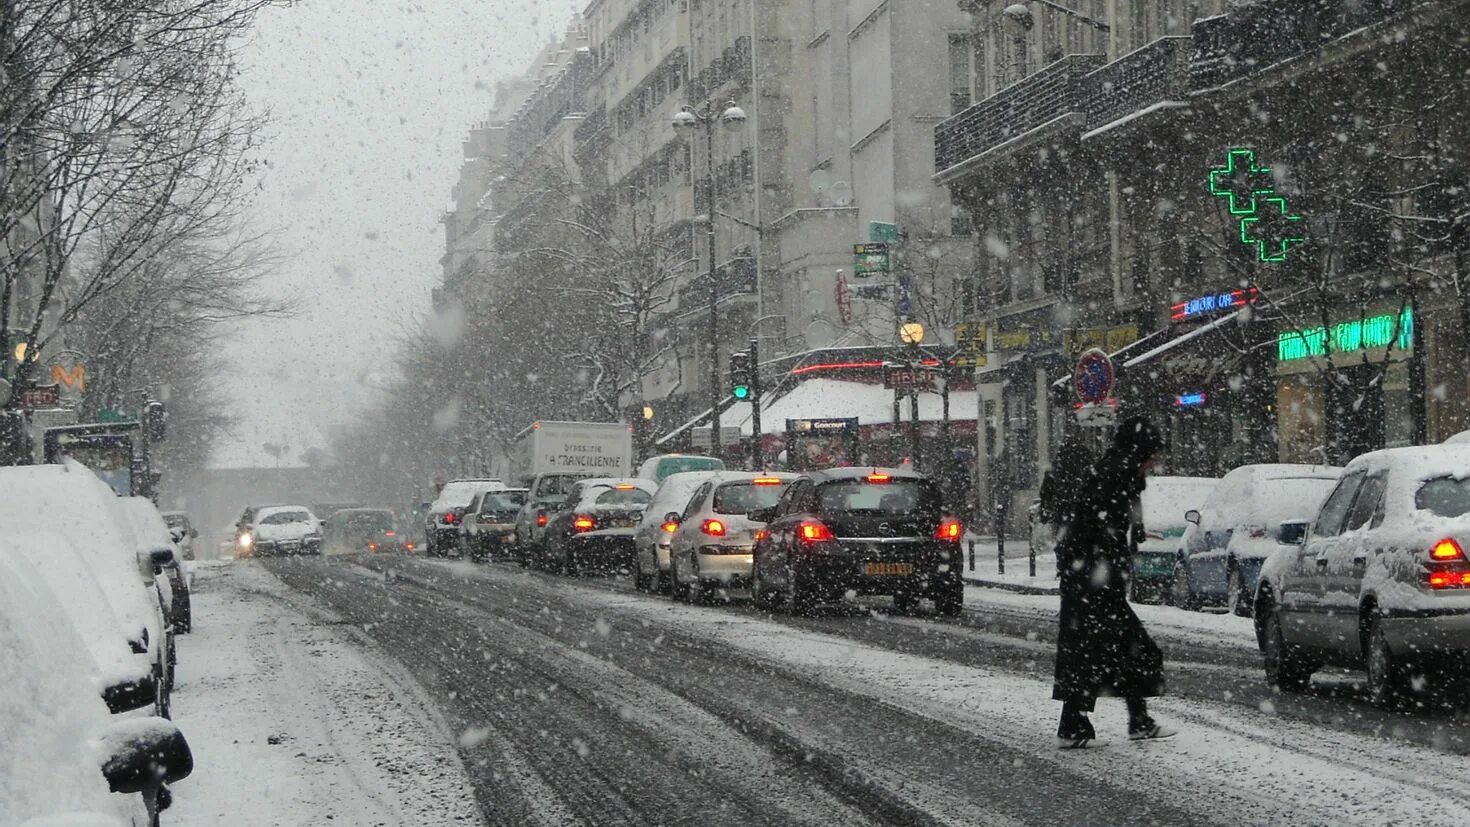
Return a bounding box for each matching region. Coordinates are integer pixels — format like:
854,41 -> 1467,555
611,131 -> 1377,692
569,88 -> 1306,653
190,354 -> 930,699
1037,432 -> 1093,533
1052,415 -> 1174,748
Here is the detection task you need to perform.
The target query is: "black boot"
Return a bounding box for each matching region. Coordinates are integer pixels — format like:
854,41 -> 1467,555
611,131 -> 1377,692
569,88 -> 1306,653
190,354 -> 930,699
1126,697 -> 1176,741
1057,701 -> 1096,748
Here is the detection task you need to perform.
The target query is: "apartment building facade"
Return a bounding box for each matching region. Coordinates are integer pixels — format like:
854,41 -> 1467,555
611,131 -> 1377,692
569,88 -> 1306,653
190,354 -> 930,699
936,0 -> 1470,527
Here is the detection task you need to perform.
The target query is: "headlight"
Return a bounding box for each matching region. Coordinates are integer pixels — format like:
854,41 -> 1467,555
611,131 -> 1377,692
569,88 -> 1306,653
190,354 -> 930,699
238,533 -> 254,548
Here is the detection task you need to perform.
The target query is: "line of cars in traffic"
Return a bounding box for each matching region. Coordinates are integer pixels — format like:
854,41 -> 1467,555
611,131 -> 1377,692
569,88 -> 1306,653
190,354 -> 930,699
441,456 -> 971,617
0,461 -> 198,825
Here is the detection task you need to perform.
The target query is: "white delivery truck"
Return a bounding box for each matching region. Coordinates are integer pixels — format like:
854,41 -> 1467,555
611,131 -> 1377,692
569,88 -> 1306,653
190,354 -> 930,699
510,421 -> 634,557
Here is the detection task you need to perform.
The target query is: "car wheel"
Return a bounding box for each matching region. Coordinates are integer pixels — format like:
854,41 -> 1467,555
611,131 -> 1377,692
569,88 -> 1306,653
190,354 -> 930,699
1171,559 -> 1198,611
1227,565 -> 1251,618
786,567 -> 815,616
752,563 -> 777,609
671,555 -> 690,603
934,588 -> 963,618
564,545 -> 579,577
1262,603 -> 1313,692
1366,614 -> 1410,709
632,555 -> 648,591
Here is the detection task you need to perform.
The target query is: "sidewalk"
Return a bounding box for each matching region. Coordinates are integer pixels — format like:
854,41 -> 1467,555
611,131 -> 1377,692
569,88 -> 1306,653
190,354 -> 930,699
959,535 -> 1060,595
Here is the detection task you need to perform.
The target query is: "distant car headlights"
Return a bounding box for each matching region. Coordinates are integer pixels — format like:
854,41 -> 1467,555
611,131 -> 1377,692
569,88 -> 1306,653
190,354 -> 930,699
238,533 -> 254,549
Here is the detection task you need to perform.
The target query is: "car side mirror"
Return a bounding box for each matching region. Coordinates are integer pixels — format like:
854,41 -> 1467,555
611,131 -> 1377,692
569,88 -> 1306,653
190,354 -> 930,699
1184,509 -> 1200,525
319,520 -> 327,529
747,507 -> 777,524
149,549 -> 174,569
1278,520 -> 1309,546
103,674 -> 159,714
99,718 -> 194,794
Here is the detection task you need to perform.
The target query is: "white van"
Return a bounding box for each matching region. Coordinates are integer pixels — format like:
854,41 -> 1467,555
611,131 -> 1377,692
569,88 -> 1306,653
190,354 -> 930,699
637,454 -> 725,485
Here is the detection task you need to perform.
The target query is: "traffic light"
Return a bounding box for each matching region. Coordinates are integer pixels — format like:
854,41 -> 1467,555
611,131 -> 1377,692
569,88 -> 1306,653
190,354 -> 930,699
729,350 -> 752,400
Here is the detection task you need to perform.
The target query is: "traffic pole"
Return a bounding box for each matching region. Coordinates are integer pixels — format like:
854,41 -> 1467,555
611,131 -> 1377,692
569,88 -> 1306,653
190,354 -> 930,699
748,337 -> 762,469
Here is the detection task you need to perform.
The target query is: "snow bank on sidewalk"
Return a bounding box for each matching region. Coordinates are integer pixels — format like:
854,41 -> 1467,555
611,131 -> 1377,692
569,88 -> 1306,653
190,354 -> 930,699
168,563 -> 481,827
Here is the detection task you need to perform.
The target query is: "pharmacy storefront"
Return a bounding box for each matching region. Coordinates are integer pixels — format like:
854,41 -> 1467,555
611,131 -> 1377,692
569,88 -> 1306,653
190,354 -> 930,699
1274,305 -> 1415,464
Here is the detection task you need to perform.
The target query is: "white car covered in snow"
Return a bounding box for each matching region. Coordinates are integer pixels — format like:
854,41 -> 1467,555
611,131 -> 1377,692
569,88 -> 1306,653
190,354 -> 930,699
0,462 -> 174,717
0,549 -> 193,825
1171,463 -> 1342,616
242,505 -> 324,557
1255,445 -> 1470,706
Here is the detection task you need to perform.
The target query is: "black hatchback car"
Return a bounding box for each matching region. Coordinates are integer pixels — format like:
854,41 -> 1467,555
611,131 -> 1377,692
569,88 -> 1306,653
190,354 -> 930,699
749,468 -> 964,615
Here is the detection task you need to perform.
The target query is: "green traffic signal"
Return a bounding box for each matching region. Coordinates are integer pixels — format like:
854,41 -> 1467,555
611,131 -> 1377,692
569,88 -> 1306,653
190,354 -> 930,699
732,385 -> 750,400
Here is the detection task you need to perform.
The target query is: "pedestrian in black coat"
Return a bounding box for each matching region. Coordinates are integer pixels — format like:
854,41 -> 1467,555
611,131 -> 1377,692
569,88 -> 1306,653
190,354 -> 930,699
1038,432 -> 1093,534
1052,415 -> 1175,748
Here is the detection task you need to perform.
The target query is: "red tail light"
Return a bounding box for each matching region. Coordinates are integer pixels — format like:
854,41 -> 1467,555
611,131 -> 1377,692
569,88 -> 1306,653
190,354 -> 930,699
661,521 -> 679,534
753,477 -> 782,485
798,520 -> 834,543
536,512 -> 548,527
934,518 -> 963,542
1431,538 -> 1464,561
443,512 -> 458,525
385,530 -> 397,537
573,515 -> 596,533
702,519 -> 727,537
867,473 -> 891,483
368,542 -> 379,551
1429,571 -> 1470,589
405,542 -> 416,551
754,529 -> 768,542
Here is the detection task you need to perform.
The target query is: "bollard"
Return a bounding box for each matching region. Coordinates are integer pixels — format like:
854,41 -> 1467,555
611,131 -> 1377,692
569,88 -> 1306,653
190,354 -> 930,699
997,535 -> 1005,575
967,539 -> 975,572
1029,542 -> 1036,578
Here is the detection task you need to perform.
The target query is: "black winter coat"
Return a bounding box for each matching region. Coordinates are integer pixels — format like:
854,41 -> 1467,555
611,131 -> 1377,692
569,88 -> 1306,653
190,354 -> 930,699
1051,447 -> 1165,707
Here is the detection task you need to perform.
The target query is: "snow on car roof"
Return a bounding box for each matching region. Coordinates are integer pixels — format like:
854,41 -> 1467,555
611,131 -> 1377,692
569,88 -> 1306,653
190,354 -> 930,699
1141,476 -> 1217,531
116,497 -> 177,552
254,505 -> 317,521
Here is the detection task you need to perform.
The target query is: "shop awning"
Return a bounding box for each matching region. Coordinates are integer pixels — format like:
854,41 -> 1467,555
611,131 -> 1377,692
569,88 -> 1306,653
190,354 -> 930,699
722,378 -> 979,436
1120,308 -> 1246,369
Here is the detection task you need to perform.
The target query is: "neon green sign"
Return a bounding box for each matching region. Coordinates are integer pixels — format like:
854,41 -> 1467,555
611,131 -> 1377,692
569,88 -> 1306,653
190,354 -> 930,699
1277,307 -> 1413,361
1208,148 -> 1306,263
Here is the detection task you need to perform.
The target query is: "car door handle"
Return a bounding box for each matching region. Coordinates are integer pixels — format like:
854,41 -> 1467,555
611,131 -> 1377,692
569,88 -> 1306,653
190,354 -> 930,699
1316,556 -> 1329,568
1353,554 -> 1368,568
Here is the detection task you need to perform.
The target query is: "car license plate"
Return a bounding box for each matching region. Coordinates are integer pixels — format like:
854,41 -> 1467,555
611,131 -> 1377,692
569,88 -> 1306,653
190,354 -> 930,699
864,562 -> 912,576
610,518 -> 636,528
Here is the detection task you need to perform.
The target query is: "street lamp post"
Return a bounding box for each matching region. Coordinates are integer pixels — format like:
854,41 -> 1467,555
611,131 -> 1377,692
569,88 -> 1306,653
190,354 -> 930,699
673,100 -> 747,457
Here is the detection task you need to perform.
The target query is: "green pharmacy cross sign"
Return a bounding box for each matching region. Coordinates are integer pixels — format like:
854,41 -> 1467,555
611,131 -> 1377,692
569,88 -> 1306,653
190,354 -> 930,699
1208,148 -> 1306,263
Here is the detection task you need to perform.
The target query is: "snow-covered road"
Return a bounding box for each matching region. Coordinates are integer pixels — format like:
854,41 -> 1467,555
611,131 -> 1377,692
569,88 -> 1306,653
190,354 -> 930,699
166,563 -> 482,827
243,552 -> 1470,826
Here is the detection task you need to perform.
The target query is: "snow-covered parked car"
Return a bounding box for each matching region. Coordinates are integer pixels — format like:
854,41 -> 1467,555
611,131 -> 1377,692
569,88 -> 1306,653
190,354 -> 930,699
118,497 -> 192,634
1171,463 -> 1342,616
161,510 -> 198,561
1445,429 -> 1470,445
1255,445 -> 1470,706
243,505 -> 323,557
0,462 -> 174,718
1129,476 -> 1218,604
0,550 -> 193,825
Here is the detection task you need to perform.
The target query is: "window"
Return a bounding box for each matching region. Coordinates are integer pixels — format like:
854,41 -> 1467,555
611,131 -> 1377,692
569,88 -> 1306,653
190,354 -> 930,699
596,487 -> 653,506
713,481 -> 789,514
1344,472 -> 1388,532
948,33 -> 972,113
260,510 -> 312,526
682,483 -> 712,520
1416,476 -> 1470,519
815,479 -> 941,516
1313,471 -> 1365,537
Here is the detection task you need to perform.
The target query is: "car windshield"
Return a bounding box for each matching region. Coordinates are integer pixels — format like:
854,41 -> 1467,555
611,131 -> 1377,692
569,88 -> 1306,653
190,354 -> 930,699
163,514 -> 190,529
1416,476 -> 1470,518
481,492 -> 527,512
713,481 -> 788,514
259,511 -> 311,526
594,487 -> 651,506
343,512 -> 393,531
817,480 -> 938,515
537,475 -> 582,497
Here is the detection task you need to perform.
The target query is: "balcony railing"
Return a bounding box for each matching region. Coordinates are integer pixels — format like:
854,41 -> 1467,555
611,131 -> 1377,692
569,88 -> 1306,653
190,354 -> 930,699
1085,36 -> 1191,132
935,54 -> 1104,175
676,255 -> 756,311
1191,0 -> 1421,89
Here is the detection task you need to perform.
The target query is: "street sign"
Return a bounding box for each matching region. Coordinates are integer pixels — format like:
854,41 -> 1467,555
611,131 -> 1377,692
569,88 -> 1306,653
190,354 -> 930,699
883,364 -> 939,393
852,282 -> 893,300
869,221 -> 899,243
953,322 -> 988,367
1073,348 -> 1115,404
46,351 -> 88,406
853,243 -> 889,276
691,426 -> 742,448
1075,400 -> 1119,428
1063,325 -> 1138,356
20,384 -> 60,409
98,407 -> 136,424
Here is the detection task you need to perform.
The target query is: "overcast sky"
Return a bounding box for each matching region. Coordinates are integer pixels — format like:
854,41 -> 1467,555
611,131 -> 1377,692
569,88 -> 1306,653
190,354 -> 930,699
215,1 -> 570,468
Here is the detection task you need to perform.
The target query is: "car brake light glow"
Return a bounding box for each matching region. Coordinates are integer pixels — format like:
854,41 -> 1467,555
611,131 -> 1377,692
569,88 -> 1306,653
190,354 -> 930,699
661,521 -> 679,534
614,483 -> 636,490
1431,538 -> 1464,561
754,529 -> 768,542
1429,570 -> 1470,589
405,542 -> 416,551
702,519 -> 727,537
573,515 -> 596,532
867,473 -> 891,483
536,513 -> 548,527
935,518 -> 963,542
444,512 -> 458,525
798,521 -> 834,542
753,477 -> 782,485
368,542 -> 379,551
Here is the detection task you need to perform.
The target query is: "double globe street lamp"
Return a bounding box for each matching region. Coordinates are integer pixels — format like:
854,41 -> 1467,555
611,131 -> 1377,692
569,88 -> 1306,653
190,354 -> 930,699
673,100 -> 747,456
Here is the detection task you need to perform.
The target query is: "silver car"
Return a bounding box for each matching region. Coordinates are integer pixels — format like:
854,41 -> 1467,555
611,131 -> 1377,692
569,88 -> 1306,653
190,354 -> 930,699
667,472 -> 797,602
631,471 -> 720,593
1255,445 -> 1470,707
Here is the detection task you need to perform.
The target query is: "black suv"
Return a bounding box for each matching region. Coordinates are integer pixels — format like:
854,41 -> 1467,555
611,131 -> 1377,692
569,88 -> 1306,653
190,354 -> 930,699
749,468 -> 964,615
